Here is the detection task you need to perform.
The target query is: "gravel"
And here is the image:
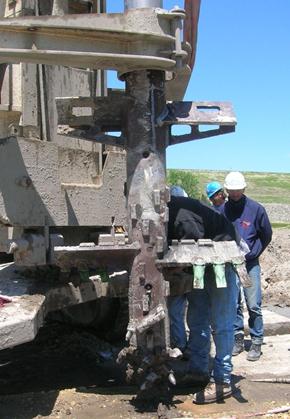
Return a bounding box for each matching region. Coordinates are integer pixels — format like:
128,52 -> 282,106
260,227 -> 290,306
262,204 -> 290,223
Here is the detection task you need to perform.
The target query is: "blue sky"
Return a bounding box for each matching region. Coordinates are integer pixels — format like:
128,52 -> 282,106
107,1 -> 290,173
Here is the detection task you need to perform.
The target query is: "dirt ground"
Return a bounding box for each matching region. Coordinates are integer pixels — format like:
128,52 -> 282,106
0,228 -> 289,419
0,324 -> 289,419
260,227 -> 290,307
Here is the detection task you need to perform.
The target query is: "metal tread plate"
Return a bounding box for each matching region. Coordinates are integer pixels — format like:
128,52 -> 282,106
156,240 -> 244,268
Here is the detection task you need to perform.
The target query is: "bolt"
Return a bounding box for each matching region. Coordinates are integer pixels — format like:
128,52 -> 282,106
168,371 -> 176,385
125,329 -> 133,341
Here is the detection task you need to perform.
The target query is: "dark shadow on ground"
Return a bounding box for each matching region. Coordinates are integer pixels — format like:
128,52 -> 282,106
0,321 -> 126,395
0,320 -> 127,417
0,391 -> 58,419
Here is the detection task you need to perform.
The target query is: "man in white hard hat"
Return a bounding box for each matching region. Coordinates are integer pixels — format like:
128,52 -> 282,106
222,172 -> 272,361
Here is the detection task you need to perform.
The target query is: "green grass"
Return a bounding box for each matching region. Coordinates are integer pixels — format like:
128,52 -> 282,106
167,169 -> 290,204
271,222 -> 290,229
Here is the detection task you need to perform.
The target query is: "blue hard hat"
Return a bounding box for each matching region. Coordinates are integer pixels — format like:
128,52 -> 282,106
206,181 -> 222,198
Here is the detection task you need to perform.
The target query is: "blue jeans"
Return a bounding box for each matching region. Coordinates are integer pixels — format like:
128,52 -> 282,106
168,294 -> 187,351
234,259 -> 263,344
186,265 -> 239,384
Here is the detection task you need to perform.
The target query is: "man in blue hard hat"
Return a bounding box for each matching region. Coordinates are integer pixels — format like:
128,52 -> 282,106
206,181 -> 226,211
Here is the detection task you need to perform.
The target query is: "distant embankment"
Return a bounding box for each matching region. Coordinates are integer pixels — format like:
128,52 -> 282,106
262,204 -> 290,223
167,169 -> 290,223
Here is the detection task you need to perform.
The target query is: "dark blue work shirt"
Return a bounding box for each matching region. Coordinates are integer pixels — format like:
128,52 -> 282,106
221,195 -> 272,261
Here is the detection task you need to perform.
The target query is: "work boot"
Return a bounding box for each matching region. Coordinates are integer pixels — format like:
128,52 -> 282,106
232,333 -> 244,356
192,381 -> 234,404
247,343 -> 262,361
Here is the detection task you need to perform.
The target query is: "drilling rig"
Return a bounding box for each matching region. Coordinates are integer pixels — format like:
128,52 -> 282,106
0,0 -> 245,396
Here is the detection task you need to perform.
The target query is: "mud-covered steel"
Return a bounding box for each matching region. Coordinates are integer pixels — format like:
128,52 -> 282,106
0,8 -> 191,100
54,242 -> 140,271
0,2 -> 129,230
156,239 -> 248,267
124,70 -> 170,352
0,265 -> 129,351
157,239 -> 252,288
56,96 -> 236,145
52,0 -> 68,15
167,101 -> 236,144
125,0 -> 162,9
166,101 -> 237,126
0,63 -> 7,103
0,11 -> 178,71
0,137 -> 127,227
56,92 -> 127,131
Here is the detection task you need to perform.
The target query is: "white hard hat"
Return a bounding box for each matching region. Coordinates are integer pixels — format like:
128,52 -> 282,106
224,172 -> 247,190
170,185 -> 188,197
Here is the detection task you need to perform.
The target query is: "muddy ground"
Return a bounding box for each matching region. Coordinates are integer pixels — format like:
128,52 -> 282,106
0,228 -> 289,419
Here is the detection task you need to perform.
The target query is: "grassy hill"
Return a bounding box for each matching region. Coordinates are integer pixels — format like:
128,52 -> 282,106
167,170 -> 290,204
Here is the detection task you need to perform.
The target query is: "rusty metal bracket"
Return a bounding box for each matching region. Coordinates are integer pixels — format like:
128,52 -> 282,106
57,126 -> 126,148
56,97 -> 236,146
56,91 -> 127,147
56,91 -> 127,131
164,101 -> 237,144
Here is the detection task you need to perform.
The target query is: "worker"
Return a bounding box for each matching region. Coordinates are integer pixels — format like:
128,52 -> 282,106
206,181 -> 226,211
167,195 -> 241,404
222,172 -> 272,361
167,185 -> 189,353
170,185 -> 188,199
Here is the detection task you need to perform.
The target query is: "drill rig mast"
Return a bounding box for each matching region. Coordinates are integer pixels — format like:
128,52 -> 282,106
0,0 -> 241,396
